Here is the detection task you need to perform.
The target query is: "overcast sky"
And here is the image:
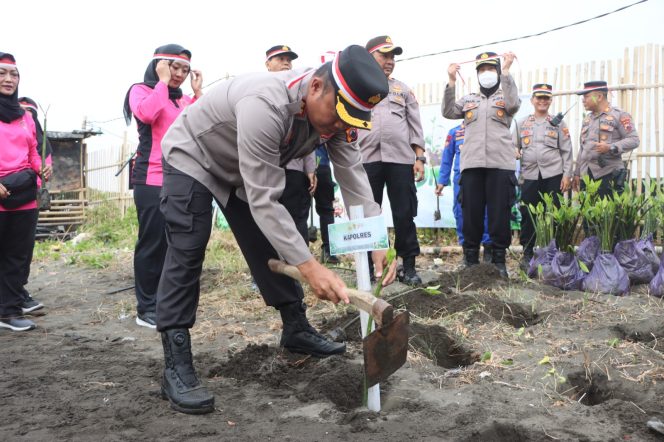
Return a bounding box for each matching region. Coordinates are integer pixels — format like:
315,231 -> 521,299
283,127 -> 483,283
4,0 -> 662,149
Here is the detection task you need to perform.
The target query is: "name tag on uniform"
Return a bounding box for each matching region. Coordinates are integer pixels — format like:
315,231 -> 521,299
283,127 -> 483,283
328,216 -> 389,255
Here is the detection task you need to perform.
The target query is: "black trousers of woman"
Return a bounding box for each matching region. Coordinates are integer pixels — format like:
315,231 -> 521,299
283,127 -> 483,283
0,209 -> 38,319
133,184 -> 168,315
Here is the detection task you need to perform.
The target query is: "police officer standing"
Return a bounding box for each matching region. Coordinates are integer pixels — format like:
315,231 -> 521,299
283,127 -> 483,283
155,45 -> 397,414
435,122 -> 492,261
515,84 -> 573,269
443,52 -> 520,277
358,36 -> 425,285
572,81 -> 639,197
265,45 -> 316,243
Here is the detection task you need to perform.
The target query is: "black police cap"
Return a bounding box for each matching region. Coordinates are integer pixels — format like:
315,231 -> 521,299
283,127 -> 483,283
329,45 -> 389,130
577,80 -> 608,95
532,83 -> 553,97
266,45 -> 298,62
365,36 -> 403,56
475,52 -> 500,70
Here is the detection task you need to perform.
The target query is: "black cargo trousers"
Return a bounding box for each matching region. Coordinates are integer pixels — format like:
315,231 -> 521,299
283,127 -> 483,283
155,162 -> 304,331
459,168 -> 516,251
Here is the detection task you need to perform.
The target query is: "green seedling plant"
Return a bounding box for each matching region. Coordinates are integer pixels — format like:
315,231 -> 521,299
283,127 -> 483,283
527,195 -> 554,249
577,176 -> 602,237
551,195 -> 582,253
584,196 -> 618,253
613,182 -> 653,242
642,182 -> 664,238
424,285 -> 442,296
538,354 -> 567,388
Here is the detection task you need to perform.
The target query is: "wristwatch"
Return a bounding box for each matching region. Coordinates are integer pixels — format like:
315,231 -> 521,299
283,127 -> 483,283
416,156 -> 427,164
610,144 -> 619,154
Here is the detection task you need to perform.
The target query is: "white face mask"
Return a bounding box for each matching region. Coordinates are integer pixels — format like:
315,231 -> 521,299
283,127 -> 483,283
478,71 -> 498,88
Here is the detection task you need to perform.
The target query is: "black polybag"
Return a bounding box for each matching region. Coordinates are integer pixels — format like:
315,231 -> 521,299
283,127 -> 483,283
577,236 -> 600,272
582,253 -> 630,296
528,240 -> 557,279
614,239 -> 655,285
637,234 -> 660,276
547,251 -> 585,290
649,255 -> 664,298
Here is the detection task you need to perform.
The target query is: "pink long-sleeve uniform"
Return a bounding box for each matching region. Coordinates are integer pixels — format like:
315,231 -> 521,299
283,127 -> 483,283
0,113 -> 41,212
129,82 -> 195,186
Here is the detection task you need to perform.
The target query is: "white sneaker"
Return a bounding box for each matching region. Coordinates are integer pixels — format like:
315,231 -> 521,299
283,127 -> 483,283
136,312 -> 157,329
0,317 -> 36,331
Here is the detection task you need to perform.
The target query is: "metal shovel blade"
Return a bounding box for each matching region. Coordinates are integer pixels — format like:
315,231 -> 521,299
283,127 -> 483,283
363,311 -> 409,388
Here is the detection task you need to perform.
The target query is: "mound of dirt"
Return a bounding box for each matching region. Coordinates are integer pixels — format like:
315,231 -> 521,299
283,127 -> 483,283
296,356 -> 364,410
438,263 -> 507,291
394,290 -> 538,328
205,343 -> 365,410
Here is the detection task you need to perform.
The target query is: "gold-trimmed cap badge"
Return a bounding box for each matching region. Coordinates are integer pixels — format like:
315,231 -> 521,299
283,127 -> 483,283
368,94 -> 382,105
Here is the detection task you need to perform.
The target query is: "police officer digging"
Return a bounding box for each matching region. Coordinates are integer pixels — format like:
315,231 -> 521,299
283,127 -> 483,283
572,81 -> 639,197
155,45 -> 397,414
515,84 -> 573,269
358,35 -> 426,285
443,51 -> 521,278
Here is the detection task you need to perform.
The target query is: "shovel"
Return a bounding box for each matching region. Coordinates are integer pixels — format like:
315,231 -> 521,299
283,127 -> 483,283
431,164 -> 441,221
307,196 -> 318,243
268,259 -> 409,387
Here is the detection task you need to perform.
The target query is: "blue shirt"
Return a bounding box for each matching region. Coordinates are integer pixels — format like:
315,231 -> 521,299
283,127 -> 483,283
315,144 -> 330,167
438,123 -> 465,186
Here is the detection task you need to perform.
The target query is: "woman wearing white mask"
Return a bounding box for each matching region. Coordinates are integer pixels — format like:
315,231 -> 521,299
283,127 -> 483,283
443,51 -> 520,277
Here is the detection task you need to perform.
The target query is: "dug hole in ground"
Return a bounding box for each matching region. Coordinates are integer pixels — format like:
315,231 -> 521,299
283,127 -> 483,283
2,228 -> 664,441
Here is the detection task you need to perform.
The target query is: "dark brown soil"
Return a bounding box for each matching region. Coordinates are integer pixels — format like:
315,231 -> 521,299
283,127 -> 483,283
394,289 -> 538,328
2,254 -> 664,441
409,322 -> 478,368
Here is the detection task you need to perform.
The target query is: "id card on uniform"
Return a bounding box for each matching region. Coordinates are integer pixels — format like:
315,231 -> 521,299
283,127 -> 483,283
328,216 -> 389,256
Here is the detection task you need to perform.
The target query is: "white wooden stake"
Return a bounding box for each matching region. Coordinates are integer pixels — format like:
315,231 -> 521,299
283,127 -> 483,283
349,205 -> 380,412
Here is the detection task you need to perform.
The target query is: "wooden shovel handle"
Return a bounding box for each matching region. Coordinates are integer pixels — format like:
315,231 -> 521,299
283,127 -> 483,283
268,259 -> 393,326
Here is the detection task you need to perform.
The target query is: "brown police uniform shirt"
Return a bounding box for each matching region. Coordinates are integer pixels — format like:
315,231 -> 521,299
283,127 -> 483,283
513,115 -> 573,180
442,74 -> 521,171
161,68 -> 380,265
574,106 -> 639,179
357,78 -> 425,164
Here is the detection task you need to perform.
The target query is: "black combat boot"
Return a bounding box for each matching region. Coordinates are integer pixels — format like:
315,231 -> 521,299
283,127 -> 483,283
161,329 -> 215,414
462,247 -> 480,269
401,256 -> 422,286
482,243 -> 493,264
492,248 -> 509,279
279,301 -> 346,357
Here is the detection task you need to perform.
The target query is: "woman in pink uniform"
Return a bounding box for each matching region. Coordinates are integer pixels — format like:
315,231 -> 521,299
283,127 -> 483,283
123,44 -> 202,329
0,52 -> 51,331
